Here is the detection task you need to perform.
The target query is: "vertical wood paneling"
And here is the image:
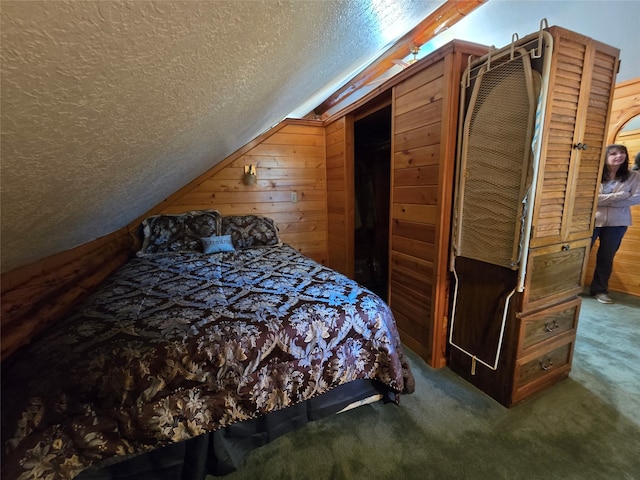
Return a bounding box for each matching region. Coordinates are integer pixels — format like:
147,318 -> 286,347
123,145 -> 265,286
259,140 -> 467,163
388,42 -> 487,367
325,116 -> 354,276
152,120 -> 328,264
586,77 -> 640,297
390,61 -> 444,364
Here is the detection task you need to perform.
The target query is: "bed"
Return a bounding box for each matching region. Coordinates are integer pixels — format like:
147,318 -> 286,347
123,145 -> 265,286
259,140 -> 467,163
1,211 -> 415,480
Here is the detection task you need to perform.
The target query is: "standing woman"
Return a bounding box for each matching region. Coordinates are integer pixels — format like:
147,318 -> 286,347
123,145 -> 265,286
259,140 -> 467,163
590,144 -> 640,303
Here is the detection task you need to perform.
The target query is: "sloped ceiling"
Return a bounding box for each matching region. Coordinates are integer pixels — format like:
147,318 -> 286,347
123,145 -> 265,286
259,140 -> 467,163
1,0 -> 445,273
1,0 -> 639,274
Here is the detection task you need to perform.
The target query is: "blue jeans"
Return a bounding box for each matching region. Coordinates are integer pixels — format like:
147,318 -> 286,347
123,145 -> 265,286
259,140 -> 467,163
590,226 -> 627,295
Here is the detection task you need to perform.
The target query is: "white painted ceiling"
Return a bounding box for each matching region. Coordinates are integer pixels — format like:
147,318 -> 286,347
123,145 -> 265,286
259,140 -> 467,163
1,0 -> 638,274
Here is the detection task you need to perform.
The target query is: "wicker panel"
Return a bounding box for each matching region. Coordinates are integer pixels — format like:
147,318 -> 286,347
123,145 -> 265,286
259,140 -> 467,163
456,51 -> 540,268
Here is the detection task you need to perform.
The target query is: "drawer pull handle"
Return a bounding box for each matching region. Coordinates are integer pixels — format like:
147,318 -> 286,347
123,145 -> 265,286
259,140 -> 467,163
544,320 -> 559,332
539,358 -> 553,371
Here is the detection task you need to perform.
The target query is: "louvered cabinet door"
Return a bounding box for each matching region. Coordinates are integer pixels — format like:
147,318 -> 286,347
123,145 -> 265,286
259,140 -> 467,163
530,27 -> 620,247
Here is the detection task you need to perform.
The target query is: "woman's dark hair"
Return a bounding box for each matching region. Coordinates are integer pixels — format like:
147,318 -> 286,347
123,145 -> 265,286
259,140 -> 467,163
602,144 -> 630,182
634,151 -> 640,171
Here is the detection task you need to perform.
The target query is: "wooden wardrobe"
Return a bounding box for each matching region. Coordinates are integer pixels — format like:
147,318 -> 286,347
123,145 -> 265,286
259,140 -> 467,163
325,40 -> 489,367
448,26 -> 620,406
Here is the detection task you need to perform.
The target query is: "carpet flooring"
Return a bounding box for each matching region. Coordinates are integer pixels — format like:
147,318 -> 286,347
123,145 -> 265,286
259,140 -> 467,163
220,292 -> 640,480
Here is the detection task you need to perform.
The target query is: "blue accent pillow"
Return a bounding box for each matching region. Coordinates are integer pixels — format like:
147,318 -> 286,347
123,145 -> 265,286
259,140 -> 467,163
201,235 -> 235,254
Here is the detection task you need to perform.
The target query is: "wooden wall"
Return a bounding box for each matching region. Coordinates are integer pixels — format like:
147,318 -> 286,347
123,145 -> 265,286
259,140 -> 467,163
387,42 -> 485,368
585,77 -> 640,297
389,63 -> 444,365
4,71 -> 636,366
606,78 -> 640,144
617,127 -> 640,158
131,119 -> 328,264
1,229 -> 132,360
1,120 -> 327,360
325,116 -> 354,276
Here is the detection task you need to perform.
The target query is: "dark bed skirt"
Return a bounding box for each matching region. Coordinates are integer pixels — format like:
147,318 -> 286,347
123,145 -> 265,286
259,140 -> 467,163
76,379 -> 396,480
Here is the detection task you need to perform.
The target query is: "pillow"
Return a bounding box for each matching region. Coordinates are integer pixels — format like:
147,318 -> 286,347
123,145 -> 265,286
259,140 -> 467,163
201,235 -> 235,254
137,210 -> 222,256
221,215 -> 281,249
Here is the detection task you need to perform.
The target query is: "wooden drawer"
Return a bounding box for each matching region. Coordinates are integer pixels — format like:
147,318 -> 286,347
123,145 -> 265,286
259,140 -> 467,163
521,239 -> 590,313
512,340 -> 574,404
517,296 -> 581,356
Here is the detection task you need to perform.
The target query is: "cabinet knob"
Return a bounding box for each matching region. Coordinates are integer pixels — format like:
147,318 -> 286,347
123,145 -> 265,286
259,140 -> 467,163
539,357 -> 554,371
562,244 -> 570,251
573,142 -> 588,150
544,320 -> 559,333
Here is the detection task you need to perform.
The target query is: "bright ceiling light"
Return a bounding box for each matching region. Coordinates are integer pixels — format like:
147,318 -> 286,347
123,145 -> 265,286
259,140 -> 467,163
370,0 -> 417,43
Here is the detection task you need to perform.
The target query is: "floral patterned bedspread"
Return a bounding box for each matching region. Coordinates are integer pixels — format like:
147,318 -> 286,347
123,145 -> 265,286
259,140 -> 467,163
1,244 -> 414,480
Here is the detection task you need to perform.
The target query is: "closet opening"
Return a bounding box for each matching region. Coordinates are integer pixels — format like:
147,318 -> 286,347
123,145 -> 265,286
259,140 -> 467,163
353,104 -> 391,300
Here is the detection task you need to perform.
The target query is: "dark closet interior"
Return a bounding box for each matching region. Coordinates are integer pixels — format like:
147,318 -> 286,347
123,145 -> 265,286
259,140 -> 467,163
353,105 -> 391,300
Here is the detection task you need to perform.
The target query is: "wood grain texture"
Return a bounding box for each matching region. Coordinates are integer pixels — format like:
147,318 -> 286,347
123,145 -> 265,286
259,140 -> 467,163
586,77 -> 640,297
389,42 -> 487,368
531,27 -> 619,247
312,0 -> 486,116
2,120 -> 330,359
449,26 -> 619,407
140,120 -> 329,264
1,229 -> 133,360
325,116 -> 354,276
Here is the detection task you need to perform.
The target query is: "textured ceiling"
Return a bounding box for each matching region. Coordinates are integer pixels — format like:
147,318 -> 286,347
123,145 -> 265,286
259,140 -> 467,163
0,0 -> 443,273
1,0 -> 638,274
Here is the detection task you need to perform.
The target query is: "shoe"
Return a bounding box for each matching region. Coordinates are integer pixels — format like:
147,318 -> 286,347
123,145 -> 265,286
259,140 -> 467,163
594,293 -> 613,304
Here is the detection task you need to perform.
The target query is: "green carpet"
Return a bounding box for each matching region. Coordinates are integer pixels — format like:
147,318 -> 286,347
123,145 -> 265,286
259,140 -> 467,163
221,293 -> 640,480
